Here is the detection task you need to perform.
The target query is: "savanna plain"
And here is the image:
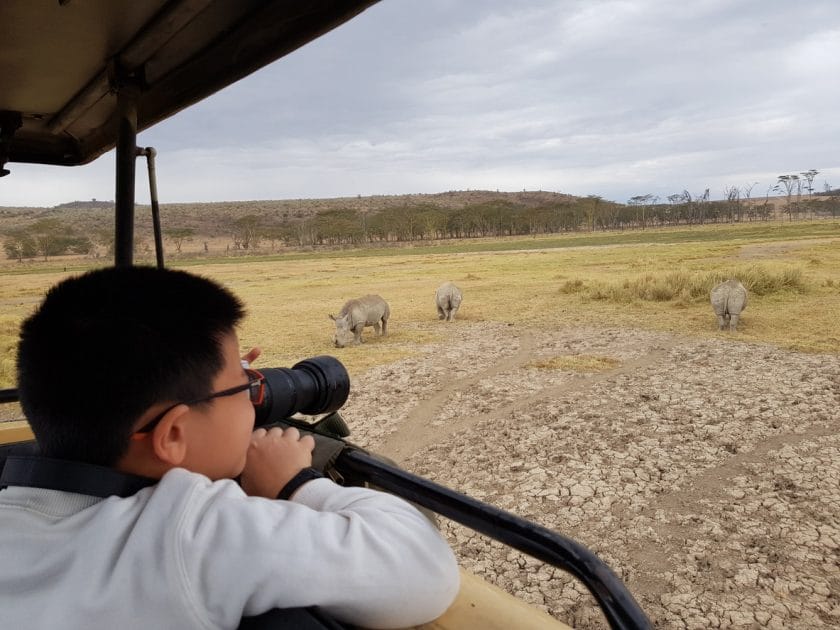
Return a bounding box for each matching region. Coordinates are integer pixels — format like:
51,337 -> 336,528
1,221 -> 839,629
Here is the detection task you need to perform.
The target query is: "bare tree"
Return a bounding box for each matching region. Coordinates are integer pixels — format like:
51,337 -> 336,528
724,186 -> 740,222
692,188 -> 709,224
666,193 -> 686,225
583,195 -> 602,232
742,182 -> 758,221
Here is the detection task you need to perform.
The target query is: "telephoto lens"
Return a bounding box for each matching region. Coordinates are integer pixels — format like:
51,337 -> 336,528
253,356 -> 350,426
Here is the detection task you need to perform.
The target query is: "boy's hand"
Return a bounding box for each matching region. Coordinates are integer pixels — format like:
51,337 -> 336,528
240,346 -> 261,366
240,426 -> 315,499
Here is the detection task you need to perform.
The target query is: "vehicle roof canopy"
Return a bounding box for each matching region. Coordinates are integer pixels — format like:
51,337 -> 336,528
0,0 -> 379,171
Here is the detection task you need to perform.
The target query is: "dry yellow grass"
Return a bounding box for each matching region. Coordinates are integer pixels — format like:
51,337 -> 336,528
1,222 -> 839,388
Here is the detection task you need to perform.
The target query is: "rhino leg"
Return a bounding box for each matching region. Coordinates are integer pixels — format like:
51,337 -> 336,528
380,316 -> 388,336
373,322 -> 381,335
353,325 -> 364,344
437,305 -> 446,320
717,314 -> 727,330
449,306 -> 458,322
729,313 -> 740,332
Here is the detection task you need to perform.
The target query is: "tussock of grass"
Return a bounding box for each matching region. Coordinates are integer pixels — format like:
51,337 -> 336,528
528,355 -> 621,372
569,264 -> 807,304
729,265 -> 804,295
559,279 -> 585,294
0,317 -> 21,388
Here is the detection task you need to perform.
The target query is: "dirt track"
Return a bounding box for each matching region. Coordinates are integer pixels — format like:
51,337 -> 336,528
341,321 -> 840,629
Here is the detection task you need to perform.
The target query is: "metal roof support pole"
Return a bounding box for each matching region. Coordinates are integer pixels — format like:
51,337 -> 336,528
115,84 -> 139,267
0,111 -> 22,177
137,147 -> 165,269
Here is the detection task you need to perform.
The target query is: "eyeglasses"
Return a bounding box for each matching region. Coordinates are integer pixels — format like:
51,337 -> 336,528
133,368 -> 265,436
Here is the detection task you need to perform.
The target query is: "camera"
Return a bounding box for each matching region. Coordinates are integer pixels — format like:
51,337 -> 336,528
253,356 -> 350,426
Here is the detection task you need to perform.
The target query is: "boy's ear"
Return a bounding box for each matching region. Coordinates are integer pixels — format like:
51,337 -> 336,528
150,404 -> 192,466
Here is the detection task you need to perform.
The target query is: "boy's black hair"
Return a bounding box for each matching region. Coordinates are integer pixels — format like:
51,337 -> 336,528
17,266 -> 246,466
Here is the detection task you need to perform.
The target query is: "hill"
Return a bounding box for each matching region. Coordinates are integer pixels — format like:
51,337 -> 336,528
0,190 -> 575,235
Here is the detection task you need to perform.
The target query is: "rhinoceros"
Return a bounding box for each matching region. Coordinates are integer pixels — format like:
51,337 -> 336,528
435,282 -> 463,322
329,295 -> 390,347
710,279 -> 748,331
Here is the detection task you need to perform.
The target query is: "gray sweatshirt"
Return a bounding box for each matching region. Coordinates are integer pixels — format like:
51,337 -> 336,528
0,467 -> 459,629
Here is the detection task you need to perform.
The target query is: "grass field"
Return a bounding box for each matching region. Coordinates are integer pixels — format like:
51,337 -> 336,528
1,220 -> 839,389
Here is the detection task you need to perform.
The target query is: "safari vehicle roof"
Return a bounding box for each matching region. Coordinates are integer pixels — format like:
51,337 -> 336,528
0,0 -> 379,170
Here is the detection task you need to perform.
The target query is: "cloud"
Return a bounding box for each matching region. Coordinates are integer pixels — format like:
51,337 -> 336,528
3,0 -> 840,207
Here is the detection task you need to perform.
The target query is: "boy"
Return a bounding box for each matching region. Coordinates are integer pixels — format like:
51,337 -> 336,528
0,266 -> 459,629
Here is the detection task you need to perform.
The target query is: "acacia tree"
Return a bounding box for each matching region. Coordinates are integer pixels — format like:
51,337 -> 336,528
776,174 -> 800,221
418,207 -> 448,240
164,227 -> 194,253
800,169 -> 819,196
3,229 -> 37,261
232,215 -> 261,249
627,194 -> 657,229
583,195 -> 603,232
595,198 -> 622,230
29,218 -> 65,260
262,225 -> 286,250
290,220 -> 316,246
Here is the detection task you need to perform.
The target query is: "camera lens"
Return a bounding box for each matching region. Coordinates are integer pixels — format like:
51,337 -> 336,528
253,356 -> 350,426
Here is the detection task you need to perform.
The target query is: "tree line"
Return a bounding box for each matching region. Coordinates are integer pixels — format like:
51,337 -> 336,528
628,171 -> 836,227
3,218 -> 96,262
5,179 -> 840,259
232,192 -> 839,249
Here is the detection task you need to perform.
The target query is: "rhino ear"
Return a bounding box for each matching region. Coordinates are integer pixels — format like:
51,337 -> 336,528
328,314 -> 336,321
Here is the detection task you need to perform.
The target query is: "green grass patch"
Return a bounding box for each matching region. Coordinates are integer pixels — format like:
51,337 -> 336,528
528,355 -> 622,372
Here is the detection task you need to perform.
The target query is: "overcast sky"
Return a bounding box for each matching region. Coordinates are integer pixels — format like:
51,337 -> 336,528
4,0 -> 840,207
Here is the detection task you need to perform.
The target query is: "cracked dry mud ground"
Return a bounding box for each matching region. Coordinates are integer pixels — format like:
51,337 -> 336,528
338,321 -> 840,629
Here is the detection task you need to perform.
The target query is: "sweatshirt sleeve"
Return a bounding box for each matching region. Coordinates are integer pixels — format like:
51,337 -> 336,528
172,474 -> 460,629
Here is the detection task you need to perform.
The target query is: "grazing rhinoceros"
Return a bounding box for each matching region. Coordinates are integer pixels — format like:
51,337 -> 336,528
710,279 -> 748,331
435,282 -> 463,322
329,295 -> 390,347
